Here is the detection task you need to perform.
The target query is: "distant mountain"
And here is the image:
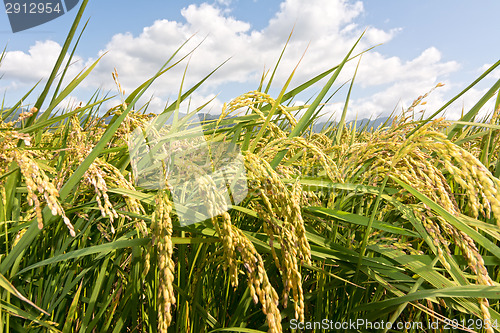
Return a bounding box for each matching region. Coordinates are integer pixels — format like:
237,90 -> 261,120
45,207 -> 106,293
1,107 -> 27,117
312,116 -> 392,133
349,116 -> 392,131
1,107 -> 31,125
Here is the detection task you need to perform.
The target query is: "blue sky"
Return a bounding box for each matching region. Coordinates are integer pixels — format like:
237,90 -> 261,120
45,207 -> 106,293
1,0 -> 499,120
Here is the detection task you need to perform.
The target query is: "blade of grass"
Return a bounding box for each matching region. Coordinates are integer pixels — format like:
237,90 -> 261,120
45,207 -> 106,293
0,272 -> 49,315
277,45 -> 377,106
0,40 -> 191,275
25,0 -> 90,127
78,257 -> 109,333
16,238 -> 149,275
0,82 -> 40,122
50,19 -> 90,105
408,59 -> 500,137
270,31 -> 365,168
392,176 -> 500,261
335,55 -> 361,145
263,26 -> 295,95
355,285 -> 500,311
32,53 -> 106,131
0,301 -> 56,331
249,44 -> 309,153
304,206 -> 418,237
447,78 -> 500,139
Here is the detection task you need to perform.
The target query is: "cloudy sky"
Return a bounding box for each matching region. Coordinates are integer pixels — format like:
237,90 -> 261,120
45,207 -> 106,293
1,0 -> 499,121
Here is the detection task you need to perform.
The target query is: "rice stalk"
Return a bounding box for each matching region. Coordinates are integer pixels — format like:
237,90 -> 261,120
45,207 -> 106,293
151,190 -> 176,332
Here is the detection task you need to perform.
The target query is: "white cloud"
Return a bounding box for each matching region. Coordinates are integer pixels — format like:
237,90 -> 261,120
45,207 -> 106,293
266,0 -> 364,40
479,63 -> 500,80
1,0 -> 478,121
79,0 -> 466,122
355,47 -> 459,87
351,80 -> 451,120
0,40 -> 84,86
444,87 -> 497,120
79,1 -> 404,108
1,41 -> 63,84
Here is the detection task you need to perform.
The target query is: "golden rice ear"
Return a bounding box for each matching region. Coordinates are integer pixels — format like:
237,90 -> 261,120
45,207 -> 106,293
336,117 -> 498,331
151,190 -> 176,332
244,151 -> 312,323
194,161 -> 283,332
13,149 -> 76,237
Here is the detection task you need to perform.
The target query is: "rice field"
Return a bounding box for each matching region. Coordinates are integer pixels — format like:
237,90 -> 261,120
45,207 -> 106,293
1,4 -> 500,333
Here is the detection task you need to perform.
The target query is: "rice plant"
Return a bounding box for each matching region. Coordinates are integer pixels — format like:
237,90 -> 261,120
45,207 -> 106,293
1,2 -> 500,332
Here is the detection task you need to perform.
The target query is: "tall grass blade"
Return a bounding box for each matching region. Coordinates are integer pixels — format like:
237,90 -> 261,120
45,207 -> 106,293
26,0 -> 90,127
270,31 -> 365,168
335,55 -> 361,145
